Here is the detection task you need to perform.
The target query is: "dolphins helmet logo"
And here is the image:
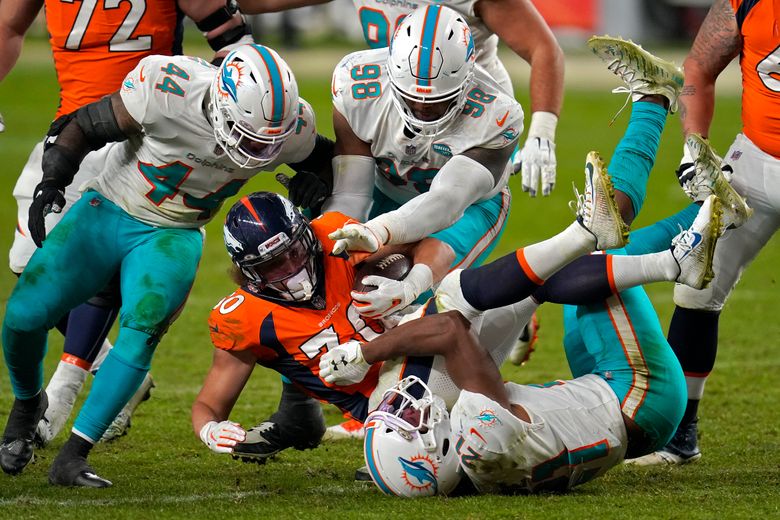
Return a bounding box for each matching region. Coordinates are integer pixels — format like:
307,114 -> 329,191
218,61 -> 245,102
398,455 -> 438,493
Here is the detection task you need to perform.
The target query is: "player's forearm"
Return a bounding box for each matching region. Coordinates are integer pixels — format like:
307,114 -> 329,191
408,238 -> 455,285
362,311 -> 512,408
526,48 -> 564,115
678,65 -> 718,138
191,401 -> 226,438
0,32 -> 23,84
369,155 -> 494,244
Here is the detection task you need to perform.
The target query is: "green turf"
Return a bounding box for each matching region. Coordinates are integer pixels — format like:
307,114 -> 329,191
1,39 -> 779,519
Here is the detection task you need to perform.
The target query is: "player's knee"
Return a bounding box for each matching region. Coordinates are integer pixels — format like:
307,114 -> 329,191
113,327 -> 159,370
121,290 -> 175,335
4,292 -> 51,334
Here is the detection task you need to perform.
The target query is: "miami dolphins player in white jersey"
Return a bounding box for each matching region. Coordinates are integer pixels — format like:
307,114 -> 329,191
239,0 -> 563,196
0,44 -> 334,488
325,6 -> 520,273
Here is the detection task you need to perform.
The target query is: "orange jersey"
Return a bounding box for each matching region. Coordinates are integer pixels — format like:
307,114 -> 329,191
45,0 -> 181,117
209,212 -> 383,421
730,0 -> 780,157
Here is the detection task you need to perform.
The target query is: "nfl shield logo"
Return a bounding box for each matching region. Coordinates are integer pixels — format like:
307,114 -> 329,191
405,144 -> 417,156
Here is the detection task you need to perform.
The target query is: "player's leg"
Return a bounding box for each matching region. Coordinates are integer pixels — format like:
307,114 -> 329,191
643,138 -> 780,465
1,194 -> 123,475
570,286 -> 686,459
230,380 -> 326,464
49,221 -> 203,488
440,152 -> 628,318
35,279 -> 121,447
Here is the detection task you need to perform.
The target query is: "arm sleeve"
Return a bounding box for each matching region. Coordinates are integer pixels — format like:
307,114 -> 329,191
320,154 -> 376,221
368,154 -> 494,245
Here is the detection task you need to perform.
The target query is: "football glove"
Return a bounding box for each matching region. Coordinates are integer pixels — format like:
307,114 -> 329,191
28,181 -> 66,248
516,137 -> 557,197
199,420 -> 247,454
329,221 -> 387,255
0,112 -> 5,132
288,170 -> 330,209
319,340 -> 370,386
351,264 -> 433,319
676,141 -> 734,201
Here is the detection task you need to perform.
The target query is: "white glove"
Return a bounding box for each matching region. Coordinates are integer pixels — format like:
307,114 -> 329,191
351,264 -> 433,319
319,340 -> 370,386
514,112 -> 558,197
517,137 -> 557,197
0,112 -> 5,132
199,420 -> 246,454
329,221 -> 388,255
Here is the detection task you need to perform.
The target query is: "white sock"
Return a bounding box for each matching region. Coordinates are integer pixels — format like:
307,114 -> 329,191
610,250 -> 679,291
90,339 -> 113,374
522,222 -> 595,281
40,361 -> 89,443
685,375 -> 707,400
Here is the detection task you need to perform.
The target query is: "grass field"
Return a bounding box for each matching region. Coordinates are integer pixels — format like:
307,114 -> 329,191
1,37 -> 779,519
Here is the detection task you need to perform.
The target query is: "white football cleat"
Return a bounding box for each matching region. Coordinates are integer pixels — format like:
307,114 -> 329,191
672,194 -> 723,290
588,35 -> 684,115
35,362 -> 88,447
685,133 -> 752,230
507,312 -> 540,366
573,151 -> 629,250
100,373 -> 155,443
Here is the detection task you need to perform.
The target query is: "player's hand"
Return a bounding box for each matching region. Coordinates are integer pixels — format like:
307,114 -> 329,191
515,137 -> 557,197
352,276 -> 416,318
199,420 -> 247,454
0,112 -> 5,132
28,181 -> 66,248
319,340 -> 370,386
676,141 -> 734,201
288,170 -> 330,209
329,222 -> 386,255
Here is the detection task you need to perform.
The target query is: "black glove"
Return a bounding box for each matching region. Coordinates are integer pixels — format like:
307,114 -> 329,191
28,181 -> 66,248
288,170 -> 330,210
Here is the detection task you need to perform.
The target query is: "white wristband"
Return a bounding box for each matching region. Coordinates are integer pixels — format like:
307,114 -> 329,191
199,421 -> 217,445
527,111 -> 558,141
404,263 -> 434,299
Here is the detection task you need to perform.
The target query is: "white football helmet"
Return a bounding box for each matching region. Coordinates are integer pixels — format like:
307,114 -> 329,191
208,44 -> 299,169
363,376 -> 461,497
387,5 -> 476,137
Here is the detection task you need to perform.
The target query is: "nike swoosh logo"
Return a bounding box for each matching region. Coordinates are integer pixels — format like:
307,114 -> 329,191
496,111 -> 509,127
139,67 -> 146,82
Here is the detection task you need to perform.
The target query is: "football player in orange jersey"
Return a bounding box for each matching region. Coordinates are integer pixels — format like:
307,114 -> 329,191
0,0 -> 276,447
629,0 -> 775,466
193,191 -> 457,461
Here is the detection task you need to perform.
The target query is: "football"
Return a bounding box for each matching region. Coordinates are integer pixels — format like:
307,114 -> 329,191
353,253 -> 413,292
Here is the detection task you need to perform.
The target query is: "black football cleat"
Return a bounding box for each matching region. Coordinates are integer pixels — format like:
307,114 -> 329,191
49,453 -> 112,488
232,390 -> 325,465
1,392 -> 48,475
354,465 -> 372,482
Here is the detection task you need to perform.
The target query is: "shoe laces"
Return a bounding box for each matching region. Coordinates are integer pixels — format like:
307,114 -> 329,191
671,224 -> 698,256
606,60 -> 647,125
570,181 -> 592,223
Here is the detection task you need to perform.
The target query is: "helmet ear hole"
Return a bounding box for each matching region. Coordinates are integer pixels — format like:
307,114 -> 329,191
441,437 -> 450,456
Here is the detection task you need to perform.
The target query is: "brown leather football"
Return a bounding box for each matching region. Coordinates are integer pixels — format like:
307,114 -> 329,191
353,253 -> 413,292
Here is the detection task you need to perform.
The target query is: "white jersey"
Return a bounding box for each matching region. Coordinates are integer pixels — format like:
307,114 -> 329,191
351,0 -> 512,93
451,374 -> 628,494
86,55 -> 317,228
332,48 -> 522,205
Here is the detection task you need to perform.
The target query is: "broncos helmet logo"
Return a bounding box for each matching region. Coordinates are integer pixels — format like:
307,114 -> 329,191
398,456 -> 438,493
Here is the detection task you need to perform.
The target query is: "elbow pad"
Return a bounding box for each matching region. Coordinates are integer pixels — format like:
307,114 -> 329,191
74,96 -> 127,151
